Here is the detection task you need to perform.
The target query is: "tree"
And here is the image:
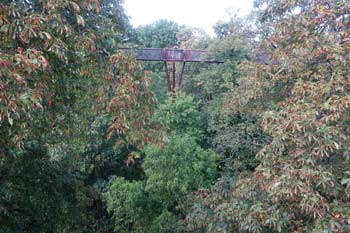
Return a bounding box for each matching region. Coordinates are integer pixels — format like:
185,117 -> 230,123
186,0 -> 350,232
104,177 -> 158,233
144,135 -> 219,208
0,1 -> 156,231
135,19 -> 180,48
0,147 -> 85,232
104,134 -> 218,232
104,90 -> 220,232
152,92 -> 205,140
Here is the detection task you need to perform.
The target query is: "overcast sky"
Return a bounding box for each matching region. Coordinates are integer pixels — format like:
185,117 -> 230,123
123,0 -> 254,36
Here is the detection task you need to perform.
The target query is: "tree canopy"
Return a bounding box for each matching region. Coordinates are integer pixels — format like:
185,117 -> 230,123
2,0 -> 350,232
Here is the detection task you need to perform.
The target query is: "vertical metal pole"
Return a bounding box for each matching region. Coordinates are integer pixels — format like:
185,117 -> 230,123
164,61 -> 171,92
172,62 -> 176,92
178,62 -> 186,87
172,62 -> 176,101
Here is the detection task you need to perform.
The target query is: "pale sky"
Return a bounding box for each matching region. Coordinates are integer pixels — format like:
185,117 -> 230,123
123,0 -> 254,36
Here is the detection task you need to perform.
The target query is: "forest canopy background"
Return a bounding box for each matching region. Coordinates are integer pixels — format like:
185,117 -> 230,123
1,0 -> 350,232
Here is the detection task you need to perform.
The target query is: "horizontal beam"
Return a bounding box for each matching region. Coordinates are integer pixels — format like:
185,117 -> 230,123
135,58 -> 224,63
119,48 -> 224,63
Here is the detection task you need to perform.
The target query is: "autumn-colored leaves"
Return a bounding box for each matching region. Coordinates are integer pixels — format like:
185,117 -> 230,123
205,0 -> 350,231
0,1 -> 156,157
106,53 -> 157,151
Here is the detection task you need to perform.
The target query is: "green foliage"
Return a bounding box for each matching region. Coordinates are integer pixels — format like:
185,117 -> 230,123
184,176 -> 237,232
153,92 -> 205,139
144,135 -> 219,208
135,19 -> 180,48
105,134 -> 218,232
186,0 -> 350,232
0,0 -> 156,232
7,0 -> 350,232
149,210 -> 184,233
181,15 -> 253,104
176,27 -> 210,49
103,90 -> 219,232
104,177 -> 158,233
211,114 -> 269,174
0,147 -> 85,232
